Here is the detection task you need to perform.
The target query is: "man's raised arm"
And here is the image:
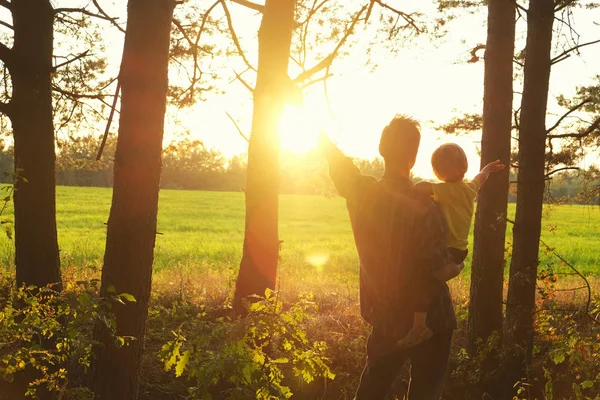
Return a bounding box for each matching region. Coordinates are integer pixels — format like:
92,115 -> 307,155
319,133 -> 376,200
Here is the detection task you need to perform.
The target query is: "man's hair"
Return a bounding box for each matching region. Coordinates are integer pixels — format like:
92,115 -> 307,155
431,143 -> 468,182
378,115 -> 421,167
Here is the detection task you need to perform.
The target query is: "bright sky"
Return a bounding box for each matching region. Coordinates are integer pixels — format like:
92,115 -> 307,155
52,1 -> 600,179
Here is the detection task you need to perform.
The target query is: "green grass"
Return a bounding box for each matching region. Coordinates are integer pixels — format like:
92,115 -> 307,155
0,186 -> 598,287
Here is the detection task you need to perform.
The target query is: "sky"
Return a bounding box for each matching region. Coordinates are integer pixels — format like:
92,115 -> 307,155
42,1 -> 600,178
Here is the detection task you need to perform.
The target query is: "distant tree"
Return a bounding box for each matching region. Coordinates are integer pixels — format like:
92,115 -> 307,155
89,1 -> 176,399
468,0 -> 515,357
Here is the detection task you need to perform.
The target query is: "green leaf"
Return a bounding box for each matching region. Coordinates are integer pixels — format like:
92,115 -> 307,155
175,350 -> 190,377
120,293 -> 136,303
107,285 -> 116,294
581,381 -> 594,389
552,351 -> 565,365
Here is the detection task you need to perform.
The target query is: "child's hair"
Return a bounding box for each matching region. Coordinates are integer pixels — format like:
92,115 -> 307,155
431,143 -> 468,182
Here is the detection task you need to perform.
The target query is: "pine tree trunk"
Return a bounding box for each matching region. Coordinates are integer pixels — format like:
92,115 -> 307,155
90,1 -> 174,399
234,0 -> 296,311
504,0 -> 554,388
467,0 -> 515,354
11,0 -> 61,290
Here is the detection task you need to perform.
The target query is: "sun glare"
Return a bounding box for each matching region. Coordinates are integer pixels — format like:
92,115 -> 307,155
278,103 -> 331,154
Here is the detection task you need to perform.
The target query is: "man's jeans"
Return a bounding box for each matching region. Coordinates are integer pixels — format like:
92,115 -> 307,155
354,327 -> 453,400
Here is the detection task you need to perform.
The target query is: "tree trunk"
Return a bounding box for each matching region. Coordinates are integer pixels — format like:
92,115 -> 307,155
467,0 -> 515,354
11,0 -> 61,290
504,0 -> 554,388
89,1 -> 174,399
234,0 -> 296,311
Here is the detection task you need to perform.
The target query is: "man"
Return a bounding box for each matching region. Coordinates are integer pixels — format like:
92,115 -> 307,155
320,115 -> 460,400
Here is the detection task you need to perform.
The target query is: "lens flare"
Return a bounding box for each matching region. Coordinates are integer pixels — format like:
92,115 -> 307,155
305,252 -> 330,273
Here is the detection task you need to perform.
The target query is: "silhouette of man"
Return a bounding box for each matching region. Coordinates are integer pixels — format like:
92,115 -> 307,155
320,115 -> 458,400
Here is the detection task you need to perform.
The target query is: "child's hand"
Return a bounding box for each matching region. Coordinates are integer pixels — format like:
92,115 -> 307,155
482,160 -> 505,174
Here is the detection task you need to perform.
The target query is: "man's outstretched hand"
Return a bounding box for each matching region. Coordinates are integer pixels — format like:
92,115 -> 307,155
318,131 -> 340,158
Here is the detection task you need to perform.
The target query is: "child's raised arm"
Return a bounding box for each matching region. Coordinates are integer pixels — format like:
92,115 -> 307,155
473,159 -> 505,186
413,181 -> 434,196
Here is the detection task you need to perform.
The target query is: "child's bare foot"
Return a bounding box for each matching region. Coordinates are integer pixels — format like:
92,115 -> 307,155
397,325 -> 433,348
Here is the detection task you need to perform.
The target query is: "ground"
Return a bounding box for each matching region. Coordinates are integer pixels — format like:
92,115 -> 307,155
0,186 -> 598,399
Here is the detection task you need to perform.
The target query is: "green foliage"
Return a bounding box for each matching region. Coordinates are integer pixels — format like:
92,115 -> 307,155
0,279 -> 136,398
160,289 -> 335,400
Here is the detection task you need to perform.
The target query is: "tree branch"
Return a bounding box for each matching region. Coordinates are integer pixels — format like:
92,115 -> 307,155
548,116 -> 600,140
0,20 -> 12,30
546,98 -> 592,133
233,70 -> 254,93
226,112 -> 249,142
92,0 -> 126,34
293,4 -> 367,83
0,0 -> 10,10
52,50 -> 90,72
220,0 -> 256,72
545,167 -> 580,179
372,0 -> 422,33
0,42 -> 12,66
551,38 -> 600,64
230,0 -> 264,12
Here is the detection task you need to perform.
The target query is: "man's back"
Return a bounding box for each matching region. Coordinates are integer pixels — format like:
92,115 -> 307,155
325,150 -> 456,338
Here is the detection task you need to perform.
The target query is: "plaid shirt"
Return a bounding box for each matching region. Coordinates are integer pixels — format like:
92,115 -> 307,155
326,149 -> 457,338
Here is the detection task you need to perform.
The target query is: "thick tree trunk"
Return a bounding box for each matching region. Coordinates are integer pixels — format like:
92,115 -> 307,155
11,0 -> 61,290
504,0 -> 554,388
89,1 -> 174,399
234,0 -> 296,311
467,0 -> 515,354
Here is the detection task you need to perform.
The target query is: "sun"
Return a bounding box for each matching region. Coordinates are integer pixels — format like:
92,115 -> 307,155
278,103 -> 334,154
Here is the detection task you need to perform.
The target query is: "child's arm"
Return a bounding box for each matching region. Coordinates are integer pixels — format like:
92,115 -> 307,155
413,181 -> 434,196
472,159 -> 505,186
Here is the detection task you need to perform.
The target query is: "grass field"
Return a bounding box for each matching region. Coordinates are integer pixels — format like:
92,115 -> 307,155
0,186 -> 598,291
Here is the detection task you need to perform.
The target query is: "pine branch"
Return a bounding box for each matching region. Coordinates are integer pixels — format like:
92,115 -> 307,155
55,4 -> 126,34
92,0 -> 126,34
230,0 -> 263,12
372,0 -> 422,33
0,20 -> 12,30
551,38 -> 600,64
546,98 -> 592,133
220,0 -> 256,72
52,50 -> 90,72
226,112 -> 249,142
544,167 -> 579,179
548,116 -> 600,140
233,70 -> 254,93
293,4 -> 367,83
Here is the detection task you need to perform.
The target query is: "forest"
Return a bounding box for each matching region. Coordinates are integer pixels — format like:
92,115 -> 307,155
0,0 -> 599,400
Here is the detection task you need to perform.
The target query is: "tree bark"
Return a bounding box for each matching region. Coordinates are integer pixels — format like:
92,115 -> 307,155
89,1 -> 174,399
234,0 -> 296,311
11,0 -> 61,290
504,0 -> 554,388
467,0 -> 515,354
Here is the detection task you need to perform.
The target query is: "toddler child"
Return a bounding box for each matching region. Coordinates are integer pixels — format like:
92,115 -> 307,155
398,143 -> 505,347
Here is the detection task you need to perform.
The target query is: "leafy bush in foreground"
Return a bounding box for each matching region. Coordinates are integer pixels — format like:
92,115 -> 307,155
160,289 -> 335,400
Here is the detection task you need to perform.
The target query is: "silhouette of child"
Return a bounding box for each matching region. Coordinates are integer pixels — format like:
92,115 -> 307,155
398,143 -> 505,348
